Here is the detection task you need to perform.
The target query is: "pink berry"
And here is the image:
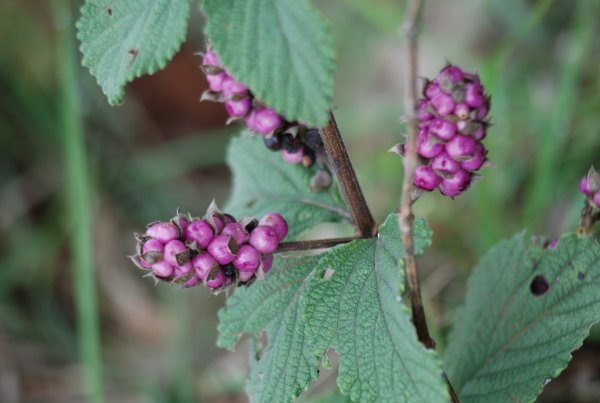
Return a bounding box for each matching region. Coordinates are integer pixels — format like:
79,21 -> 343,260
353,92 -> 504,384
173,216 -> 189,235
461,143 -> 487,171
261,254 -> 273,273
579,176 -> 590,195
173,261 -> 193,277
438,183 -> 462,197
258,213 -> 288,241
206,214 -> 225,234
464,82 -> 485,108
594,192 -> 600,207
424,79 -> 441,99
221,76 -> 248,98
151,261 -> 174,278
185,220 -> 214,249
207,235 -> 238,265
140,238 -> 164,267
192,251 -> 218,280
222,222 -> 249,245
206,72 -> 227,92
476,101 -> 489,120
183,274 -> 200,288
471,124 -> 487,141
251,108 -> 281,135
417,99 -> 433,121
416,129 -> 444,159
224,97 -> 251,118
546,240 -> 559,249
429,118 -> 456,141
146,222 -> 179,244
238,270 -> 255,282
454,103 -> 470,120
446,135 -> 476,160
431,92 -> 455,116
233,245 -> 261,272
441,169 -> 471,193
223,214 -> 236,225
438,65 -> 464,84
249,225 -> 279,254
413,166 -> 442,191
281,147 -> 304,164
163,240 -> 189,266
205,267 -> 225,289
202,50 -> 221,67
431,151 -> 460,175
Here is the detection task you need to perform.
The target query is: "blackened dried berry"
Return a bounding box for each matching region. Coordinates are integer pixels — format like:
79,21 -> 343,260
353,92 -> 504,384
281,133 -> 302,153
263,133 -> 283,151
304,128 -> 323,149
222,263 -> 236,278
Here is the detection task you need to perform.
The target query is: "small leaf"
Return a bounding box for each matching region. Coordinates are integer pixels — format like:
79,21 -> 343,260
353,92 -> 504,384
217,255 -> 323,403
225,134 -> 348,240
202,0 -> 335,127
445,233 -> 600,402
303,215 -> 448,402
77,0 -> 191,105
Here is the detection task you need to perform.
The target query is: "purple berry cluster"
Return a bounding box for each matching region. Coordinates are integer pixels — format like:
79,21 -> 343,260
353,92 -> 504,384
579,169 -> 600,207
409,64 -> 491,197
200,48 -> 325,168
130,203 -> 288,293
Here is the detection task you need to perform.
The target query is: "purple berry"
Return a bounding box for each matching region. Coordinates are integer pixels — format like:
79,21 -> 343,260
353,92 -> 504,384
464,82 -> 485,108
221,76 -> 248,98
431,92 -> 455,116
183,274 -> 200,288
413,166 -> 442,191
192,251 -> 218,280
416,129 -> 444,159
281,147 -> 304,164
223,214 -> 236,225
424,79 -> 441,99
440,169 -> 471,193
438,183 -> 462,197
151,261 -> 174,278
476,101 -> 489,120
460,143 -> 487,171
454,103 -> 470,120
546,240 -> 559,249
431,151 -> 460,175
202,50 -> 221,67
163,240 -> 189,267
140,238 -> 164,267
438,65 -> 464,84
249,108 -> 281,135
206,72 -> 227,92
238,270 -> 255,282
185,220 -> 214,249
446,135 -> 476,160
222,222 -> 249,245
205,267 -> 225,289
249,225 -> 279,254
146,222 -> 179,244
417,99 -> 433,121
429,118 -> 456,141
233,244 -> 261,272
471,124 -> 487,141
224,97 -> 251,118
173,261 -> 193,277
207,214 -> 225,234
173,216 -> 189,235
207,235 -> 238,265
579,176 -> 590,195
594,192 -> 600,207
258,213 -> 288,241
261,254 -> 273,273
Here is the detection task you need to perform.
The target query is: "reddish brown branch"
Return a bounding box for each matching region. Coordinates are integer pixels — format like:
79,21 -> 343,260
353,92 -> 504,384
320,112 -> 377,238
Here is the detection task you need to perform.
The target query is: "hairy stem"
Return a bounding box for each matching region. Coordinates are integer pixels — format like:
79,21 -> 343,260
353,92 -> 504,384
320,111 -> 377,237
275,236 -> 359,253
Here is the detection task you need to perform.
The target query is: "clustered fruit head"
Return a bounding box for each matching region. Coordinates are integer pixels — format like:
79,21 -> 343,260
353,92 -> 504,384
200,47 -> 326,170
579,167 -> 600,207
130,202 -> 288,293
406,64 -> 491,197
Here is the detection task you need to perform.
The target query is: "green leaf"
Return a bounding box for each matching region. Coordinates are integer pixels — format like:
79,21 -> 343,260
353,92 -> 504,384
217,255 -> 323,403
445,233 -> 600,402
202,0 -> 335,127
303,215 -> 448,403
77,0 -> 190,105
225,134 -> 348,240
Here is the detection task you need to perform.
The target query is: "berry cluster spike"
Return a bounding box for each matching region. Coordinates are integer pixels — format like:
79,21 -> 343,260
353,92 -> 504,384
579,166 -> 600,207
130,202 -> 288,294
397,64 -> 492,197
199,47 -> 328,171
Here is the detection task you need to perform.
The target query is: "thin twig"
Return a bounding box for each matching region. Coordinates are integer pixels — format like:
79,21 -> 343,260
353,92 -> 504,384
320,111 -> 377,237
275,236 -> 359,253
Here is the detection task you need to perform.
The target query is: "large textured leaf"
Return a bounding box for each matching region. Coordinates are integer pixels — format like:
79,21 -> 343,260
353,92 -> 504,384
202,0 -> 335,127
217,255 -> 323,403
225,135 -> 348,240
445,233 -> 600,402
77,0 -> 190,105
303,215 -> 448,403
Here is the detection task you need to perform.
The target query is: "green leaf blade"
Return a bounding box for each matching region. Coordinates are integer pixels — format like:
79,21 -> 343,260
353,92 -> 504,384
225,135 -> 347,240
445,233 -> 600,403
77,0 -> 190,105
304,215 -> 448,403
217,255 -> 322,403
202,0 -> 335,127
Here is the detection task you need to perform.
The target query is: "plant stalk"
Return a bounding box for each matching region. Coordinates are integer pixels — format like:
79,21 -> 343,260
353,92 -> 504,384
275,236 -> 359,253
319,112 -> 377,237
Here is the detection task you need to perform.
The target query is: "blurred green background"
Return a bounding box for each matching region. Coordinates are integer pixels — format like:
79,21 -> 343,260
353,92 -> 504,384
1,0 -> 599,401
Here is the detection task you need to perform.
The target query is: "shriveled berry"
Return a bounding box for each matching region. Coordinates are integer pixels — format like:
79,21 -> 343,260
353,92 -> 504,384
262,254 -> 273,273
185,220 -> 214,249
222,263 -> 237,278
429,118 -> 456,141
259,213 -> 288,241
446,135 -> 476,160
222,222 -> 249,245
416,129 -> 444,159
264,133 -> 283,151
146,222 -> 179,244
224,97 -> 251,118
192,251 -> 218,280
431,151 -> 460,175
234,244 -> 261,272
431,92 -> 455,116
249,225 -> 279,254
281,133 -> 302,153
207,235 -> 238,265
205,267 -> 225,289
163,240 -> 190,267
152,261 -> 174,278
413,166 -> 442,191
281,147 -> 304,164
304,128 -> 323,149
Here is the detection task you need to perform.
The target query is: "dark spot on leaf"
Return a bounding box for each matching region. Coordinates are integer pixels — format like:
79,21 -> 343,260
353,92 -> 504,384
578,272 -> 585,280
105,7 -> 112,17
127,49 -> 138,67
530,275 -> 549,296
